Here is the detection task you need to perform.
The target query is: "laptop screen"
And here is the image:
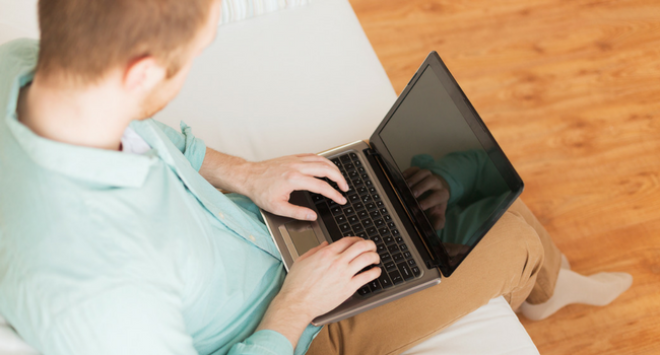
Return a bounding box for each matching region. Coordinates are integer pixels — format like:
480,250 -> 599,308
371,54 -> 523,276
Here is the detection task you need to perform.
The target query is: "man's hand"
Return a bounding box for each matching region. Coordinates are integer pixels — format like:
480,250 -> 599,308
403,167 -> 450,230
242,154 -> 348,220
199,149 -> 348,220
257,237 -> 381,346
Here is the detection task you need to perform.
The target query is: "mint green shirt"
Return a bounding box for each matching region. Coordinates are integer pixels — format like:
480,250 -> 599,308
0,39 -> 320,355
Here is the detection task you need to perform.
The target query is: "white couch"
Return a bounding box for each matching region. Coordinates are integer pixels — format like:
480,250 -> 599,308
0,0 -> 539,354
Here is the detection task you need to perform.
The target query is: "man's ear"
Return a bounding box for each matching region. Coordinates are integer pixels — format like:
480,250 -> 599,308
123,56 -> 166,93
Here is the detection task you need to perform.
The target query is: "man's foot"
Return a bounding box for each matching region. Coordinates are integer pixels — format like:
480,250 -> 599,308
520,268 -> 633,321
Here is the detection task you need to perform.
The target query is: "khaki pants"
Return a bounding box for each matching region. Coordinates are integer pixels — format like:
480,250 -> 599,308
308,199 -> 562,355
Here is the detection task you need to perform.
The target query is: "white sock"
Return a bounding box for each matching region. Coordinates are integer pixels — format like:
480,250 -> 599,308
561,254 -> 570,270
521,268 -> 633,321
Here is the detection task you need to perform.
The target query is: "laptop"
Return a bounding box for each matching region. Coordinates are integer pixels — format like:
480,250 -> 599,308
261,52 -> 524,325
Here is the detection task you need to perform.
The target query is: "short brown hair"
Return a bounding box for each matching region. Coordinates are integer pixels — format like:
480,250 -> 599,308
37,0 -> 216,83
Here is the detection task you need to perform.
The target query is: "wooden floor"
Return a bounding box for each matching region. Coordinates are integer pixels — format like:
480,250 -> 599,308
348,0 -> 660,354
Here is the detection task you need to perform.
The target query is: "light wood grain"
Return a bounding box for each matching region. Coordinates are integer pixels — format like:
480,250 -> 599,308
348,0 -> 660,353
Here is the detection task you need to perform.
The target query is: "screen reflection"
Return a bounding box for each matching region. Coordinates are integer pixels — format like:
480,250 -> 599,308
379,65 -> 512,269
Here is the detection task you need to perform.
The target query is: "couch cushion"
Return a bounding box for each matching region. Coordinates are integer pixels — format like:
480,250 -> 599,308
221,0 -> 313,25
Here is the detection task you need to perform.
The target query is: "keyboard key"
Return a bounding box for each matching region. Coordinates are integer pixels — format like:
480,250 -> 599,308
361,195 -> 371,203
378,227 -> 390,235
358,166 -> 366,173
392,253 -> 404,263
404,251 -> 412,259
344,207 -> 355,215
350,152 -> 358,160
354,202 -> 365,210
340,155 -> 351,163
372,194 -> 381,201
370,211 -> 380,219
361,174 -> 369,180
339,223 -> 351,232
358,210 -> 369,219
379,252 -> 392,261
395,236 -> 403,243
366,203 -> 377,211
348,215 -> 359,225
383,236 -> 394,245
388,222 -> 396,229
354,160 -> 362,166
357,187 -> 368,195
407,258 -> 416,266
380,208 -> 388,215
362,219 -> 373,227
388,244 -> 399,253
371,236 -> 382,244
349,171 -> 359,179
384,215 -> 392,222
343,231 -> 353,237
369,187 -> 377,194
412,266 -> 421,276
335,215 -> 346,224
376,243 -> 386,253
353,179 -> 363,187
369,279 -> 381,292
353,224 -> 364,233
392,229 -> 400,236
365,180 -> 373,187
379,269 -> 393,289
389,271 -> 403,285
358,286 -> 371,295
397,262 -> 414,280
332,158 -> 342,167
367,227 -> 378,236
331,206 -> 342,215
358,232 -> 368,239
374,219 -> 384,227
345,163 -> 355,171
399,243 -> 408,251
349,194 -> 360,203
312,194 -> 324,203
384,261 -> 397,272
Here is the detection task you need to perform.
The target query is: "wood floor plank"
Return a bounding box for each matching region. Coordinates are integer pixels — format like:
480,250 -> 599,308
348,0 -> 660,353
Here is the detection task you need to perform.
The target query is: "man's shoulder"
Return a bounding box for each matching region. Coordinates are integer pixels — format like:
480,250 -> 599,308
0,38 -> 38,81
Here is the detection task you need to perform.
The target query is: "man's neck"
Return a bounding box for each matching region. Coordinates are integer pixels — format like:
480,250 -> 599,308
17,75 -> 135,151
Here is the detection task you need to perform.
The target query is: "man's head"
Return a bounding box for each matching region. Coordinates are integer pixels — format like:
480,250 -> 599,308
35,0 -> 221,119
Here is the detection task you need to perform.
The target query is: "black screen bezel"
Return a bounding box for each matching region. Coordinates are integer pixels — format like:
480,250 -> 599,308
369,52 -> 524,277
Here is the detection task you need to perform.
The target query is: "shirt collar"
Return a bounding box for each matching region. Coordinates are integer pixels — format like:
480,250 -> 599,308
4,54 -> 157,188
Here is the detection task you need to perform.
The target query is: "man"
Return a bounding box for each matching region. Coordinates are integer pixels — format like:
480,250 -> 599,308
0,0 -> 632,354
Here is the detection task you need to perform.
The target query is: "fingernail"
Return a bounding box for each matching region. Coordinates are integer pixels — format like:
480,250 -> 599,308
341,197 -> 347,204
307,213 -> 316,221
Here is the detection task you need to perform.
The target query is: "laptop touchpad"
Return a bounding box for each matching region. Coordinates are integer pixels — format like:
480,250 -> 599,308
285,220 -> 320,257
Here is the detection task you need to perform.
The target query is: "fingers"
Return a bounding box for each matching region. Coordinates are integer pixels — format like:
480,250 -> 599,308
351,267 -> 381,289
295,175 -> 347,205
297,162 -> 348,193
295,155 -> 348,191
326,236 -> 363,255
410,174 -> 443,198
402,166 -> 420,179
337,239 -> 377,264
273,201 -> 320,221
347,250 -> 380,275
406,169 -> 432,189
417,189 -> 450,210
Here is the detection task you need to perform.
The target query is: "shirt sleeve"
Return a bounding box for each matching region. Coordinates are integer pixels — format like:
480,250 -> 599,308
228,330 -> 294,355
45,285 -> 198,355
152,120 -> 207,171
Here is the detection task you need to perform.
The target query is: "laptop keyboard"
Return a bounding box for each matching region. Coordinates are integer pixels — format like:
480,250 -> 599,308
310,151 -> 421,297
